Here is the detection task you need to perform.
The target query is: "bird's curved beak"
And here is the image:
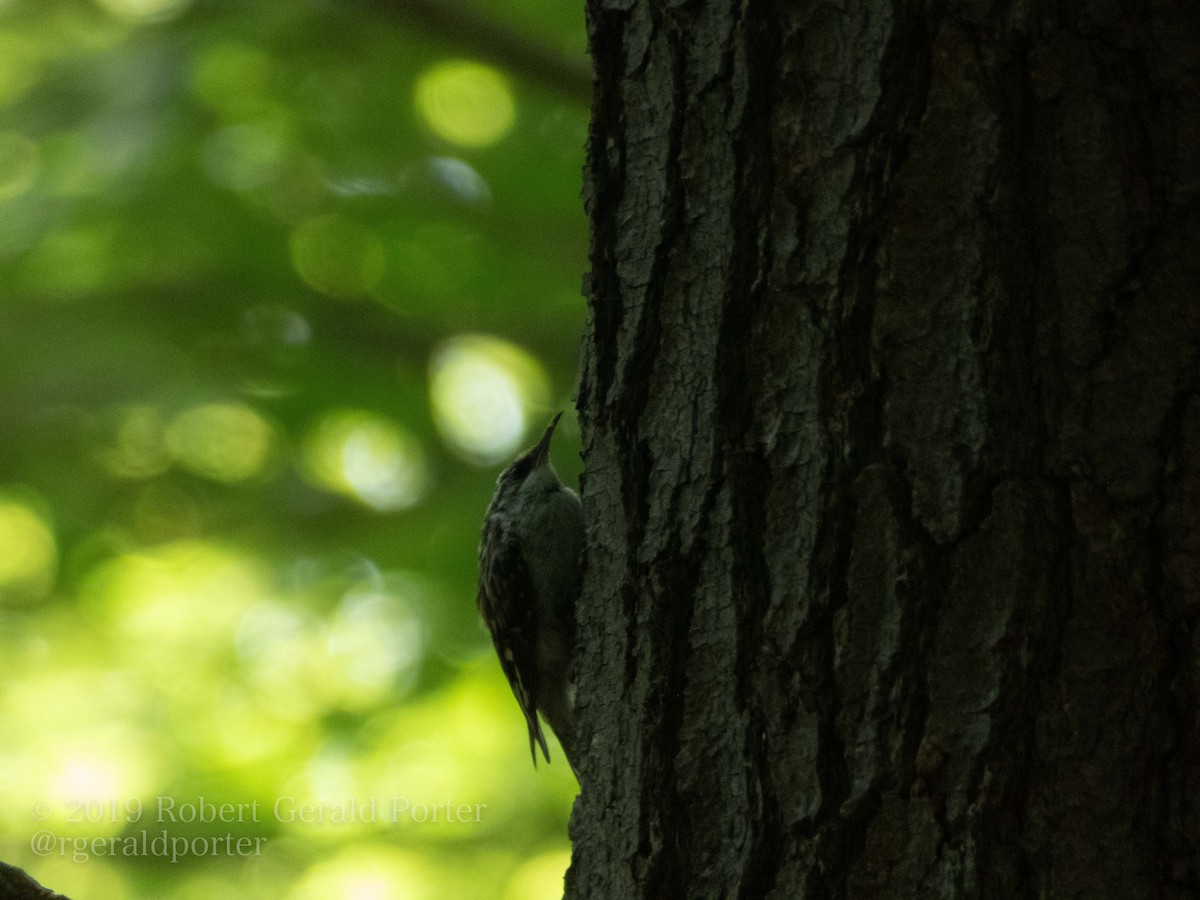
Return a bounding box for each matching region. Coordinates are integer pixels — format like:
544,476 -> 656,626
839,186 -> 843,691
531,412 -> 562,465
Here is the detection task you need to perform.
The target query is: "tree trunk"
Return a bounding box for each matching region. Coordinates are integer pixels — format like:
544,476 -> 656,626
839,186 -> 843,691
568,1 -> 1200,898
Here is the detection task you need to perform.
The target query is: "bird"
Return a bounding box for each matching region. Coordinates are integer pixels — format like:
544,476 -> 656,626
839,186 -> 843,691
477,412 -> 583,775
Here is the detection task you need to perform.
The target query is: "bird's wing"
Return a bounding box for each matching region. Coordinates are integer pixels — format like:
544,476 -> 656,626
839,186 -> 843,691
478,514 -> 550,765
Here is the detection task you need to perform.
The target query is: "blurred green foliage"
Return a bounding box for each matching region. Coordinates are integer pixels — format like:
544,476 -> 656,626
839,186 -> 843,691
0,0 -> 588,897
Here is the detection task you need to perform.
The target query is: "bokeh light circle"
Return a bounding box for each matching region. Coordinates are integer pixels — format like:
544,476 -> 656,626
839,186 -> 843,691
429,335 -> 551,465
0,498 -> 56,599
290,214 -> 386,299
303,410 -> 430,511
164,402 -> 275,483
414,60 -> 516,148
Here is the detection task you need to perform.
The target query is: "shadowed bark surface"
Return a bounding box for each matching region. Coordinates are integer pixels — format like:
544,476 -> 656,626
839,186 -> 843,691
568,1 -> 1200,897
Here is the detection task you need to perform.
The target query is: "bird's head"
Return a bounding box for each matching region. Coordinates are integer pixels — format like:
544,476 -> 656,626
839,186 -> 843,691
495,413 -> 565,503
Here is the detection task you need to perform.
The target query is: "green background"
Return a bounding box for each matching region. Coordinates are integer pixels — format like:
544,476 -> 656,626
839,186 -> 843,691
0,0 -> 588,896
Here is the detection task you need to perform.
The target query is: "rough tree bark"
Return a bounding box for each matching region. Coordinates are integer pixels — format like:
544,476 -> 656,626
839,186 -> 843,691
568,1 -> 1199,898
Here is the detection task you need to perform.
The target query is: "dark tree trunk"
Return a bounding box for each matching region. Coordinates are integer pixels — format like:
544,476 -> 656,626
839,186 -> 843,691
568,1 -> 1200,898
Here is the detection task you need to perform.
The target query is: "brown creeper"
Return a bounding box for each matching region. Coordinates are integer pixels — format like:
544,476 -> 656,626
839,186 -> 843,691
477,412 -> 582,774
